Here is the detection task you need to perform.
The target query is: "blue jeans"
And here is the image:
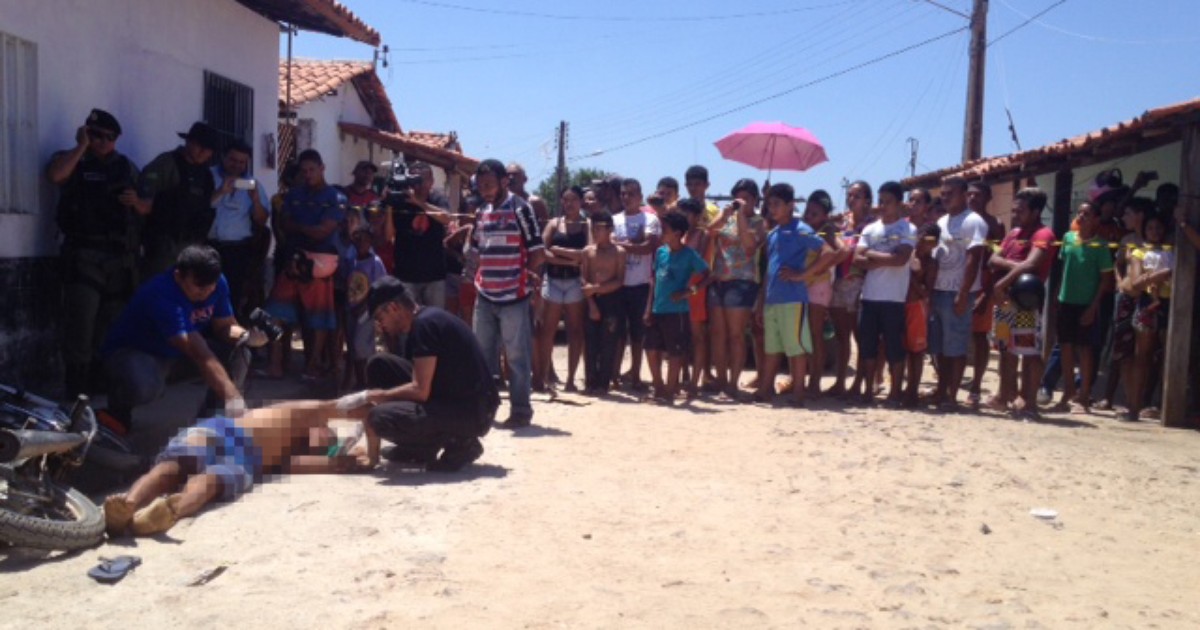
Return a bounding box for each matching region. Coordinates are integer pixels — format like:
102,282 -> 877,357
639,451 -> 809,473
473,296 -> 534,421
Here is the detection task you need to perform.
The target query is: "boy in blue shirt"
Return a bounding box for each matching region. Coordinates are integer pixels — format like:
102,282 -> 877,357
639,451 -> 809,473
754,184 -> 836,407
643,212 -> 710,402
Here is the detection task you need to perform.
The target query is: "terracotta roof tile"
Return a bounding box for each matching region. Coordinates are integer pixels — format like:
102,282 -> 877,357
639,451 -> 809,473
339,122 -> 479,178
406,130 -> 460,152
280,59 -> 400,133
903,96 -> 1200,188
237,0 -> 380,46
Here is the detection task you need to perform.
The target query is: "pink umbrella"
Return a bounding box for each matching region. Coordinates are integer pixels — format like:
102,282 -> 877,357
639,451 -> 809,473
714,122 -> 828,178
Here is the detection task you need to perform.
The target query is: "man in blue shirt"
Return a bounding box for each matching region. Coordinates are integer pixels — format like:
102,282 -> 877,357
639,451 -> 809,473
264,149 -> 347,379
754,184 -> 836,407
208,140 -> 269,321
102,245 -> 265,432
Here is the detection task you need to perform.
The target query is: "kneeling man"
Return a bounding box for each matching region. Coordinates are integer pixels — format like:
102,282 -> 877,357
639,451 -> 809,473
363,277 -> 500,471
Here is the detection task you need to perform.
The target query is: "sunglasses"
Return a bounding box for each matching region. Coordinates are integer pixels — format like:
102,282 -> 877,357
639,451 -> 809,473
88,128 -> 117,142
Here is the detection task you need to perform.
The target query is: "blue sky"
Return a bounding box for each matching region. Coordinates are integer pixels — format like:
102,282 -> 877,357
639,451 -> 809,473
287,0 -> 1199,202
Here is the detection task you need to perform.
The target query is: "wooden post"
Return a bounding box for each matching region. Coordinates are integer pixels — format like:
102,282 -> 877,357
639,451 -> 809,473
961,0 -> 989,162
1043,168 -> 1074,359
1162,124 -> 1199,428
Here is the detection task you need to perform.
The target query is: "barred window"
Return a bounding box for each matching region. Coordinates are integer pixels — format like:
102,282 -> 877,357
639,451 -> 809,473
203,70 -> 253,149
0,32 -> 38,214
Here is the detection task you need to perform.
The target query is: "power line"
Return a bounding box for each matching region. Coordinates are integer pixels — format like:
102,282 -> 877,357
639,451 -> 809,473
394,0 -> 863,22
572,1 -> 924,149
571,26 -> 969,162
995,0 -> 1200,45
987,0 -> 1067,47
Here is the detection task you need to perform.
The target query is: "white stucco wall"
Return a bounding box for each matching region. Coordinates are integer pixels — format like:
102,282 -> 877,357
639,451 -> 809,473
295,85 -> 374,186
0,0 -> 280,258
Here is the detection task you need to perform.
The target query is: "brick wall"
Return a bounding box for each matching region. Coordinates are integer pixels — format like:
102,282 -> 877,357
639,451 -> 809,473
0,257 -> 63,395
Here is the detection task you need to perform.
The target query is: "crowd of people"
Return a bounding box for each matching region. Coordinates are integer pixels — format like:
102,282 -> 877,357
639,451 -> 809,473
51,108 -> 1194,446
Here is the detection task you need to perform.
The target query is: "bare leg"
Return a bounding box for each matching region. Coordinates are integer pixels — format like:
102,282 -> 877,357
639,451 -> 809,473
788,355 -> 809,406
830,307 -> 855,396
708,307 -> 729,390
807,304 -> 828,394
688,318 -> 706,395
725,308 -> 752,396
536,301 -> 564,390
969,332 -> 989,397
904,352 -> 923,407
666,356 -> 683,400
171,473 -> 224,519
306,330 -> 329,377
647,349 -> 665,398
1060,344 -> 1078,405
755,353 -> 782,402
565,300 -> 586,390
630,341 -> 646,389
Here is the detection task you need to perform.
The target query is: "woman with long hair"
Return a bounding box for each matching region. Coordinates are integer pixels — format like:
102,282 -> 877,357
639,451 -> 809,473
828,180 -> 872,397
802,190 -> 843,394
707,179 -> 767,399
535,186 -> 589,392
1122,212 -> 1173,421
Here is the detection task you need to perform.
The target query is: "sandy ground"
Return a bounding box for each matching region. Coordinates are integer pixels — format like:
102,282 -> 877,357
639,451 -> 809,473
3,347 -> 1199,629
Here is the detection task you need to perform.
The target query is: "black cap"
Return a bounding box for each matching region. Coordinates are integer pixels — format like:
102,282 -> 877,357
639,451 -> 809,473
476,159 -> 506,179
368,276 -> 410,317
353,160 -> 378,173
178,121 -> 220,150
85,109 -> 122,136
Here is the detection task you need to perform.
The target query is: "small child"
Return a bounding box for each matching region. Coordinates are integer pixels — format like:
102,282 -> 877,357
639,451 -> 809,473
678,198 -> 711,398
643,212 -> 710,402
342,220 -> 387,390
904,222 -> 941,407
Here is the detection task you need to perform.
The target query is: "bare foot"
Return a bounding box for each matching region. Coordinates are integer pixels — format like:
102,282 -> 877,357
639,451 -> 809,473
103,495 -> 136,538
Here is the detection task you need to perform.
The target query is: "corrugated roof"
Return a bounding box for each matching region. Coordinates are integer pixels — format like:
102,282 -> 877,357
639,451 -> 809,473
237,0 -> 380,46
280,60 -> 400,133
903,97 -> 1200,188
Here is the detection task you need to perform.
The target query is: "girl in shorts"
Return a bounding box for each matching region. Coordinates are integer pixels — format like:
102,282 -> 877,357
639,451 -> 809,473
802,190 -> 842,395
535,186 -> 588,391
828,180 -> 872,397
1125,213 -> 1174,421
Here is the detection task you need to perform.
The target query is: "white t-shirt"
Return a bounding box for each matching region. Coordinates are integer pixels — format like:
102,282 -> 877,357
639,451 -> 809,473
613,210 -> 661,286
858,218 -> 916,303
933,210 -> 989,292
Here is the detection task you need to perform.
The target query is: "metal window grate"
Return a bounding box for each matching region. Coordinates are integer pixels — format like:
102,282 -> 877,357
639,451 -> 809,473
203,71 -> 253,149
0,32 -> 38,214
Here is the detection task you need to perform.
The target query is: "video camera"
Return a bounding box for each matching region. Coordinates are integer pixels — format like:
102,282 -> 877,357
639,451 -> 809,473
387,160 -> 423,193
247,308 -> 284,343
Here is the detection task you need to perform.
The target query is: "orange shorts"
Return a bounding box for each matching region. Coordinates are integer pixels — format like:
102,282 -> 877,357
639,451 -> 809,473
266,273 -> 336,330
972,296 -> 994,333
905,300 -> 928,354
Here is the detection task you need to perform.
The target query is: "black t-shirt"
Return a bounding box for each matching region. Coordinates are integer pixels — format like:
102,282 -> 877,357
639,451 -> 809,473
406,306 -> 494,403
393,190 -> 449,283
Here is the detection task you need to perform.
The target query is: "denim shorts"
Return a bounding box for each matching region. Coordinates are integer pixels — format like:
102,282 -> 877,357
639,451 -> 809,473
929,290 -> 975,358
707,279 -> 759,309
156,416 -> 261,501
542,277 -> 584,304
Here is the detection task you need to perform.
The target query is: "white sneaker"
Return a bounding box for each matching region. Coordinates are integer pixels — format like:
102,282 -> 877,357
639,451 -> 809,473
1036,388 -> 1052,406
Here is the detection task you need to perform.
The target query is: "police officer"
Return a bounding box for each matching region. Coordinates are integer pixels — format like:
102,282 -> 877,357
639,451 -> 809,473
46,109 -> 142,397
130,121 -> 219,277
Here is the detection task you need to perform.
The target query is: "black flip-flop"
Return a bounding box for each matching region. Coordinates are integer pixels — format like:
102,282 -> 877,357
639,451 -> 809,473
88,555 -> 142,584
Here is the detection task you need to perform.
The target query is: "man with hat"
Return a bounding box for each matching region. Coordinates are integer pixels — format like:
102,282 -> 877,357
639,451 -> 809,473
472,158 -> 544,427
352,277 -> 499,471
132,121 -> 220,277
46,109 -> 142,397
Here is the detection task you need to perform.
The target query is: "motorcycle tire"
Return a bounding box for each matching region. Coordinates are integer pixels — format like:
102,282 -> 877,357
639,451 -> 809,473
0,468 -> 104,551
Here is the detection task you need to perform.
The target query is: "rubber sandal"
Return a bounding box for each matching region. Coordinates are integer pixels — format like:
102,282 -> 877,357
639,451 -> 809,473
88,555 -> 142,584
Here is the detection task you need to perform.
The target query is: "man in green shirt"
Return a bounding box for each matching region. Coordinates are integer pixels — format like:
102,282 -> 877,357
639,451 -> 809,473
1054,202 -> 1114,412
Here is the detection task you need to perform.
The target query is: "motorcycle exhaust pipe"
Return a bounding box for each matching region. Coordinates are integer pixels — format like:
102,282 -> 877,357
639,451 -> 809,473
0,429 -> 86,464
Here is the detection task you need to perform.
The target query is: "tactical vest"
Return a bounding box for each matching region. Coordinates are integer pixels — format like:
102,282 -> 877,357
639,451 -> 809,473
143,149 -> 215,248
56,152 -> 138,249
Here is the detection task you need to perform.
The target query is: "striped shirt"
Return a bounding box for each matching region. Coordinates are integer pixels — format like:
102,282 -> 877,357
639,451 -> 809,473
474,192 -> 542,304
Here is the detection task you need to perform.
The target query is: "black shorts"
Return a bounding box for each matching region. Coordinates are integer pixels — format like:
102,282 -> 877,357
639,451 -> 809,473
644,312 -> 691,358
619,284 -> 651,344
1056,302 -> 1095,346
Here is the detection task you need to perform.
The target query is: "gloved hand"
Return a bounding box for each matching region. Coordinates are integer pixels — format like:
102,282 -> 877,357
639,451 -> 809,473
335,391 -> 371,411
225,396 -> 247,417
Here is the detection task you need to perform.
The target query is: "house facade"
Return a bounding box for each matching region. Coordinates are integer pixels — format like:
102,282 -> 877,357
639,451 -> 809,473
0,0 -> 378,391
281,59 -> 478,205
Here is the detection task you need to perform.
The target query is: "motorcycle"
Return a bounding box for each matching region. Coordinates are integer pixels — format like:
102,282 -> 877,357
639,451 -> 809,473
0,384 -> 110,550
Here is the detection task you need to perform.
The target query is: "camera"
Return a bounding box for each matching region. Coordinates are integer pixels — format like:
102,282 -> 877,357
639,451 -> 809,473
288,250 -> 314,282
247,308 -> 284,342
387,161 -> 423,193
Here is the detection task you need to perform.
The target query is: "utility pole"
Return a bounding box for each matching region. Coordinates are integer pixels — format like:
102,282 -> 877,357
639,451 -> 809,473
962,0 -> 989,162
907,137 -> 920,178
555,121 -> 569,207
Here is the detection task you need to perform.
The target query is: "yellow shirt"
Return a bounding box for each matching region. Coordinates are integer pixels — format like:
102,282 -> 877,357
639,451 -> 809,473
1131,245 -> 1174,298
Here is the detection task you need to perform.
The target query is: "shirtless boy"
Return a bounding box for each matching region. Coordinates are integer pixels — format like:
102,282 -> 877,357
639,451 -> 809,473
554,211 -> 626,394
104,399 -> 369,537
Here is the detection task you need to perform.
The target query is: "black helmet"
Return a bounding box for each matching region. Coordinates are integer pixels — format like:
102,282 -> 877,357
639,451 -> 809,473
1009,273 -> 1045,311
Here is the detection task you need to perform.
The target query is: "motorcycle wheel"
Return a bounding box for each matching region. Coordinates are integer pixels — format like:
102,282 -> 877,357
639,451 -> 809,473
0,467 -> 104,551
